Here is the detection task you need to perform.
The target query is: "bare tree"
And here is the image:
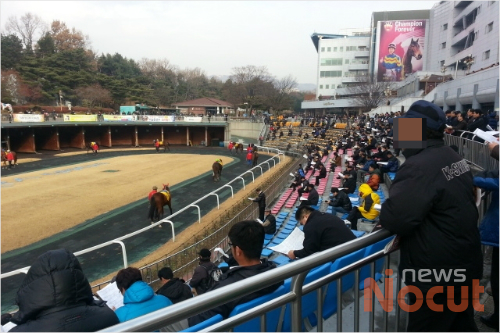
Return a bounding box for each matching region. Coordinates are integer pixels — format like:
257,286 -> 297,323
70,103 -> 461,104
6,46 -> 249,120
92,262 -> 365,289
271,74 -> 297,111
74,84 -> 112,110
5,13 -> 47,51
346,76 -> 393,111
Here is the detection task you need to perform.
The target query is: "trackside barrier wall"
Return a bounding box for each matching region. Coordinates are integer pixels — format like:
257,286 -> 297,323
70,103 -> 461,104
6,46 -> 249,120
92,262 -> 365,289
0,150 -> 289,285
98,230 -> 401,332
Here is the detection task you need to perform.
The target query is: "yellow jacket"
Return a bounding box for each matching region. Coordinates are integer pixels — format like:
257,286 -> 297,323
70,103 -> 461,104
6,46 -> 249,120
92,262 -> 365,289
357,183 -> 380,220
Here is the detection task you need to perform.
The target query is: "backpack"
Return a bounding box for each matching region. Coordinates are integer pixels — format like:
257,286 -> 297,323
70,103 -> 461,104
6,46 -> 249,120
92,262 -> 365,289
198,265 -> 223,293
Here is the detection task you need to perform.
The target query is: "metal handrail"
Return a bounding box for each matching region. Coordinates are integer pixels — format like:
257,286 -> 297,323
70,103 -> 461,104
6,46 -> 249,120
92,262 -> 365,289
99,230 -> 393,332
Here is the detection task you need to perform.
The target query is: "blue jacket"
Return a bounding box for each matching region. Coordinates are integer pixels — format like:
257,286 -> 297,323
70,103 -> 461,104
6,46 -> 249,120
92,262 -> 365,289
474,172 -> 499,247
362,160 -> 376,172
115,281 -> 173,322
381,156 -> 399,173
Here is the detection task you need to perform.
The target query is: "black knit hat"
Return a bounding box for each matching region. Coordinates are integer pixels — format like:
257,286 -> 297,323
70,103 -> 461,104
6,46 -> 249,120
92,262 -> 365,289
403,100 -> 446,132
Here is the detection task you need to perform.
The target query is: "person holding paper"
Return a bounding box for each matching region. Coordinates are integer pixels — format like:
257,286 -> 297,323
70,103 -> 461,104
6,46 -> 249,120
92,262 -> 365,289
3,249 -> 119,332
251,188 -> 266,221
325,187 -> 352,216
261,207 -> 277,235
298,184 -> 319,207
287,206 -> 355,260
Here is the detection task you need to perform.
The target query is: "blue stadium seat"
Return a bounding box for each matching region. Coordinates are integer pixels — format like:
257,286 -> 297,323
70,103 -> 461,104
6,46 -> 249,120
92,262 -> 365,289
264,234 -> 274,240
272,255 -> 292,266
181,314 -> 223,332
281,263 -> 331,331
359,236 -> 394,290
229,285 -> 287,332
261,248 -> 273,257
351,230 -> 365,238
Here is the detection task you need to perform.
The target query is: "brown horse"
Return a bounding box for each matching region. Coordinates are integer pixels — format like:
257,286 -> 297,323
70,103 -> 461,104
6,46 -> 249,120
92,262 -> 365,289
234,143 -> 244,154
154,140 -> 170,153
148,183 -> 173,222
402,38 -> 422,78
252,151 -> 259,167
1,150 -> 18,169
212,161 -> 223,182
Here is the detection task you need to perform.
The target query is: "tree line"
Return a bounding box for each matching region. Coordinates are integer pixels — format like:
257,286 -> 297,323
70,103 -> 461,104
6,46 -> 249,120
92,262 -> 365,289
1,13 -> 304,113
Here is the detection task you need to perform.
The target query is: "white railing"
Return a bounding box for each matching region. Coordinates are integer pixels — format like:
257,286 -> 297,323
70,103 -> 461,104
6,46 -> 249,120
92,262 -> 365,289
0,151 -> 285,281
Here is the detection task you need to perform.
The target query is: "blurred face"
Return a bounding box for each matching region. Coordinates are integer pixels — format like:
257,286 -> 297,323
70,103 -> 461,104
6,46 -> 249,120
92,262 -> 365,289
458,114 -> 463,121
388,47 -> 395,54
472,112 -> 480,119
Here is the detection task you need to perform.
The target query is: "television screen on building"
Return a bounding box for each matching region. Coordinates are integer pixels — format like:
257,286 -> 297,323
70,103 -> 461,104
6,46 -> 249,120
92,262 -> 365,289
375,19 -> 428,82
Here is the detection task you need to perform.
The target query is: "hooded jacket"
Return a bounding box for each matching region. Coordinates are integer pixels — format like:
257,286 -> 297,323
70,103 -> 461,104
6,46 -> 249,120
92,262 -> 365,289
10,249 -> 118,332
156,278 -> 193,304
188,259 -> 282,326
357,184 -> 380,220
115,281 -> 172,322
380,139 -> 483,291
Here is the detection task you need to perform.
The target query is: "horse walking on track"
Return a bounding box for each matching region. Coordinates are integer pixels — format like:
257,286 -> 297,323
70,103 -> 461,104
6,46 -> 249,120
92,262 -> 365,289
234,143 -> 244,154
1,150 -> 17,169
148,183 -> 173,223
212,159 -> 223,182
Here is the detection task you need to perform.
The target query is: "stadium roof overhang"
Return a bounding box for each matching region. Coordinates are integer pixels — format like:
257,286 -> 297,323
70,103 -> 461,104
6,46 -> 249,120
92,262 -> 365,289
310,33 -> 348,52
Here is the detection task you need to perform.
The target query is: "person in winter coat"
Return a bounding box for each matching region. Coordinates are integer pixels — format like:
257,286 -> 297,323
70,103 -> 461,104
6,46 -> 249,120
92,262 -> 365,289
246,150 -> 253,166
288,206 -> 355,259
189,249 -> 216,295
315,164 -> 327,186
380,151 -> 399,173
298,184 -> 319,207
325,187 -> 352,215
188,221 -> 282,326
365,164 -> 382,191
262,207 -> 277,235
346,183 -> 380,230
156,267 -> 193,304
474,170 -> 499,329
252,188 -> 266,221
5,249 -> 118,332
380,100 -> 482,331
341,164 -> 357,194
115,267 -> 173,322
467,109 -> 488,133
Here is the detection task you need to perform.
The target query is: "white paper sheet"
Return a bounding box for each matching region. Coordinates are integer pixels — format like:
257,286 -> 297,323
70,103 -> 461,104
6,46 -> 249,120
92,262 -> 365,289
374,204 -> 382,211
290,173 -> 295,177
2,322 -> 17,332
349,197 -> 359,203
299,197 -> 308,201
268,228 -> 305,255
214,247 -> 229,258
256,218 -> 263,224
338,172 -> 345,177
96,282 -> 124,310
473,129 -> 499,143
377,162 -> 388,165
248,197 -> 255,201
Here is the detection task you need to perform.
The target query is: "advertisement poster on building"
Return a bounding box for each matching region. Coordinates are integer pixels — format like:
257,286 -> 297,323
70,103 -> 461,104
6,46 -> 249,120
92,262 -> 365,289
63,114 -> 97,122
13,114 -> 45,122
376,20 -> 427,82
102,115 -> 135,121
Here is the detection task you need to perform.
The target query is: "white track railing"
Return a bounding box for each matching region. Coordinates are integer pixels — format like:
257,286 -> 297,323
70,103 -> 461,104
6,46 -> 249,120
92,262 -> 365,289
0,151 -> 284,280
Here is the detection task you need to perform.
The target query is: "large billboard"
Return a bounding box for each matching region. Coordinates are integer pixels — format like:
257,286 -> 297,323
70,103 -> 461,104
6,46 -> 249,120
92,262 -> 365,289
375,20 -> 428,82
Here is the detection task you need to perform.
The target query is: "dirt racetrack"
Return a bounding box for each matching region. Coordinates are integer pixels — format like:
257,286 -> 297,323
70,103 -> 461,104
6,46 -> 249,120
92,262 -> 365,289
1,154 -> 235,253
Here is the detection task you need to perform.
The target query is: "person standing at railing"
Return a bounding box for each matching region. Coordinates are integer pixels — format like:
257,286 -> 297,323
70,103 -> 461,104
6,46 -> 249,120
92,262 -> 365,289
379,100 -> 483,332
251,188 -> 266,221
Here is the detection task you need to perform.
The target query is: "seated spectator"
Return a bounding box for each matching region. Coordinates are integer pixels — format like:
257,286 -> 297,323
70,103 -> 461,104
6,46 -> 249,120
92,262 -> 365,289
288,206 -> 356,259
340,164 -> 357,194
357,154 -> 375,180
330,152 -> 341,171
346,184 -> 381,230
325,187 -> 352,216
188,221 -> 282,326
315,164 -> 327,186
297,177 -> 309,196
262,207 -> 277,235
380,151 -> 399,175
366,164 -> 382,191
156,267 -> 193,304
4,249 -> 118,332
189,249 -> 216,296
115,267 -> 173,322
372,145 -> 390,161
298,184 -> 319,207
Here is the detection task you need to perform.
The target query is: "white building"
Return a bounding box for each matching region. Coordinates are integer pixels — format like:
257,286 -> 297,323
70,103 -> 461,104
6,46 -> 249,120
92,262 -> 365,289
312,31 -> 371,100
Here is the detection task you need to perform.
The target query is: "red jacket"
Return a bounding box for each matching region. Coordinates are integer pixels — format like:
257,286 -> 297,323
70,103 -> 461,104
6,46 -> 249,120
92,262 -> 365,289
228,142 -> 234,150
93,144 -> 98,151
246,152 -> 253,160
148,190 -> 157,200
7,152 -> 14,161
155,141 -> 160,147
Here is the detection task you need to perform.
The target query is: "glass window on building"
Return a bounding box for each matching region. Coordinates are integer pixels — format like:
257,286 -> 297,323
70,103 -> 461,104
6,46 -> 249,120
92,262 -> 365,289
442,23 -> 448,31
327,47 -> 331,52
321,47 -> 325,52
320,58 -> 343,66
326,84 -> 329,89
333,47 -> 338,52
346,46 -> 358,51
483,50 -> 490,60
319,85 -> 323,89
345,59 -> 349,64
441,42 -> 446,49
486,22 -> 493,33
320,71 -> 342,78
440,60 -> 445,67
340,46 -> 343,52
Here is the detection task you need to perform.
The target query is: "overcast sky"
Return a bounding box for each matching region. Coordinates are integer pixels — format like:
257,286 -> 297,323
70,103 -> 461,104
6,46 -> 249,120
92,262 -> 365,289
1,1 -> 437,85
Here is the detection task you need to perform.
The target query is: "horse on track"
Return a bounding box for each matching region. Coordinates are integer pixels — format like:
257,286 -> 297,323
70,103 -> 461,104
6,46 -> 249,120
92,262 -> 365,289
148,183 -> 173,223
212,160 -> 223,182
1,150 -> 18,169
233,143 -> 244,154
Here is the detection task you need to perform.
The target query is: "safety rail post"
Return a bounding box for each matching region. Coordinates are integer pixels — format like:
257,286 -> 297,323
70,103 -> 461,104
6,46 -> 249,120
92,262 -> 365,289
369,261 -> 375,332
0,267 -> 29,279
337,278 -> 343,331
234,176 -> 245,189
208,193 -> 220,209
317,285 -> 324,332
188,205 -> 201,223
221,184 -> 234,198
354,268 -> 360,332
383,253 -> 390,331
111,240 -> 128,268
158,220 -> 175,242
291,272 -> 307,332
242,170 -> 255,183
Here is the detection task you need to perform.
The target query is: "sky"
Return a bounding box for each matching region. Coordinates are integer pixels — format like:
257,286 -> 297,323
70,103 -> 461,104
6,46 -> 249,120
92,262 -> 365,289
1,1 -> 437,85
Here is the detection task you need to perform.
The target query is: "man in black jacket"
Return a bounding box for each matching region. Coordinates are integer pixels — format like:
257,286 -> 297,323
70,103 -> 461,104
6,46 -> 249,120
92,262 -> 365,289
467,108 -> 488,134
315,164 -> 327,186
380,100 -> 482,332
156,267 -> 193,304
287,206 -> 355,259
298,184 -> 319,207
189,249 -> 216,295
341,164 -> 357,194
251,188 -> 266,221
325,187 -> 352,216
188,221 -> 282,326
5,249 -> 118,332
261,207 -> 277,235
